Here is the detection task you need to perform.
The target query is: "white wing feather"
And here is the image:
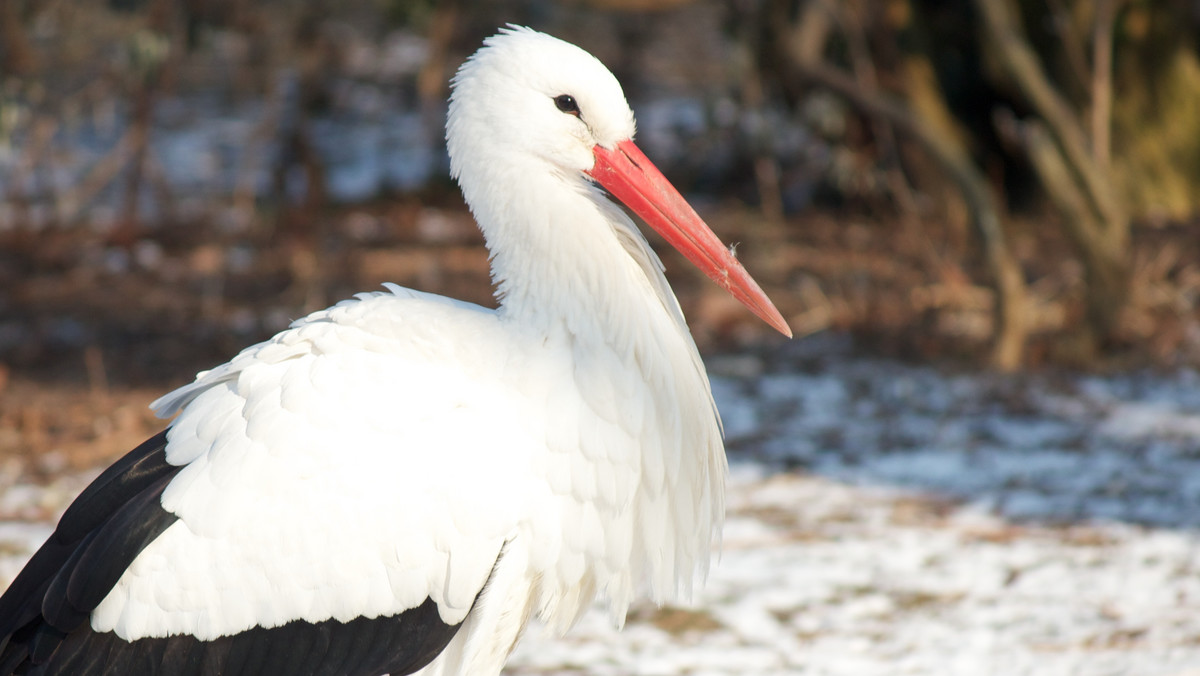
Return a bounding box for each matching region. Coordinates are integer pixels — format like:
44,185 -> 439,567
93,267 -> 722,647
94,288 -> 535,640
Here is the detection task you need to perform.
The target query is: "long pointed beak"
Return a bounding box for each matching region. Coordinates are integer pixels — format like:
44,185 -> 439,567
587,139 -> 792,337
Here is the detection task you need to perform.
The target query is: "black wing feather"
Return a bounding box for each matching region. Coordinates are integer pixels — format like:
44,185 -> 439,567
38,530 -> 101,632
15,605 -> 461,676
62,469 -> 179,613
0,431 -> 174,642
1,429 -> 472,676
0,431 -> 181,672
55,431 -> 181,542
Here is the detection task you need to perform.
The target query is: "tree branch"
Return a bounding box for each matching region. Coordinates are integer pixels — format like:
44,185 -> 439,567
796,62 -> 1028,369
972,0 -> 1124,236
1091,0 -> 1118,172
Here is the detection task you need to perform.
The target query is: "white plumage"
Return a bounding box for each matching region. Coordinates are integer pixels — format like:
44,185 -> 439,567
0,26 -> 788,676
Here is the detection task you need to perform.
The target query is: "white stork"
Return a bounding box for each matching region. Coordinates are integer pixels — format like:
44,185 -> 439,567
0,26 -> 790,675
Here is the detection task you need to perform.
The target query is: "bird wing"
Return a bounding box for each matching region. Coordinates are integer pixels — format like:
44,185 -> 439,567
0,286 -> 537,675
0,431 -> 182,673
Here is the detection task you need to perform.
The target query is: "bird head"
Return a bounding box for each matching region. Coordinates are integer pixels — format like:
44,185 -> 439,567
448,26 -> 635,180
447,26 -> 791,337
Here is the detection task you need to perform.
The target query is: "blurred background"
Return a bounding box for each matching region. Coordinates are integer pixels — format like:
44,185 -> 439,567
0,0 -> 1199,472
5,4 -> 1200,671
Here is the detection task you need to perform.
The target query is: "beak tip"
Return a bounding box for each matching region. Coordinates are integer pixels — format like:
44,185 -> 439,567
762,307 -> 793,338
593,140 -> 793,339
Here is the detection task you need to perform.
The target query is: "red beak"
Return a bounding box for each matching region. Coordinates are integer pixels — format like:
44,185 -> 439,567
587,140 -> 792,337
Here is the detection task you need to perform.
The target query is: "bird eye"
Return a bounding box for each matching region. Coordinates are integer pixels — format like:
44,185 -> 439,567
554,94 -> 581,117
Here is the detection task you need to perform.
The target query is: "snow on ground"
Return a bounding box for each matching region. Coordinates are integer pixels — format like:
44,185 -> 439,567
510,337 -> 1200,675
511,469 -> 1200,675
3,337 -> 1200,674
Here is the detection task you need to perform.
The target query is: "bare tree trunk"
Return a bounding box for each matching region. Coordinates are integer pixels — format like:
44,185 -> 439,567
416,0 -> 460,106
734,4 -> 789,225
775,0 -> 1028,369
112,0 -> 179,247
997,115 -> 1129,346
794,63 -> 1028,369
833,0 -> 922,223
973,0 -> 1130,346
1091,0 -> 1118,172
0,0 -> 37,77
973,0 -> 1124,232
115,84 -> 155,247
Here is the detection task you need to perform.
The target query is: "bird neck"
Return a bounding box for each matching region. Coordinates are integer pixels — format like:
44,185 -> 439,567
459,154 -> 726,622
465,159 -> 648,340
